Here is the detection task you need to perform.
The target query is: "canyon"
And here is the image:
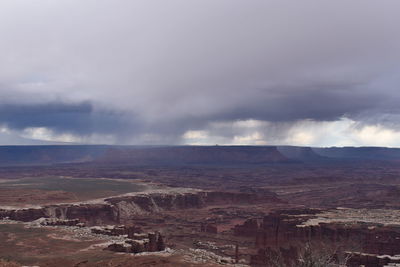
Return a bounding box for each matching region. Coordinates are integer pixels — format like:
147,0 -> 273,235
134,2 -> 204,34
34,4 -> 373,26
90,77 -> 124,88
0,187 -> 281,223
1,145 -> 400,266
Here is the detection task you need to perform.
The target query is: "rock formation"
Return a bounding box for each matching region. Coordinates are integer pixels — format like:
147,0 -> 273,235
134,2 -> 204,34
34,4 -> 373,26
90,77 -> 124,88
347,253 -> 400,267
90,225 -> 142,237
105,231 -> 166,254
40,218 -> 84,227
234,209 -> 400,266
0,189 -> 281,224
200,223 -> 218,234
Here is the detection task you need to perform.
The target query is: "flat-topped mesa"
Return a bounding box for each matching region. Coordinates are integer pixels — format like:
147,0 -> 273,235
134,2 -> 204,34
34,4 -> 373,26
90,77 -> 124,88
0,188 -> 282,224
314,146 -> 400,161
277,146 -> 329,163
96,146 -> 290,165
0,145 -> 400,167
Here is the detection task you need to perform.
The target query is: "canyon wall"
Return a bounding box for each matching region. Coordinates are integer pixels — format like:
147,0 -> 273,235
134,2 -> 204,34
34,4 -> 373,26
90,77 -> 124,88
0,189 -> 281,224
233,211 -> 400,266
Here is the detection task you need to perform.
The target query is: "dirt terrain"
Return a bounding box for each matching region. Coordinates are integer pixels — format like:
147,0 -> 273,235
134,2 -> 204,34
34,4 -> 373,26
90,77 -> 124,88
1,146 -> 400,266
0,177 -> 149,207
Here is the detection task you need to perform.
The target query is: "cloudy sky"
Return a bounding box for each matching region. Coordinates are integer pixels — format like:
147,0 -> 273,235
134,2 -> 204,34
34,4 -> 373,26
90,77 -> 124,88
1,0 -> 400,146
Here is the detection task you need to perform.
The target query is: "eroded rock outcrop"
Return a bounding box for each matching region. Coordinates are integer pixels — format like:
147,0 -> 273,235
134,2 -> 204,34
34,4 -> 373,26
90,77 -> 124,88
347,253 -> 400,267
233,218 -> 259,236
105,231 -> 166,254
0,189 -> 281,224
234,209 -> 400,266
0,203 -> 115,224
0,208 -> 46,222
91,225 -> 142,237
200,223 -> 218,234
40,218 -> 84,227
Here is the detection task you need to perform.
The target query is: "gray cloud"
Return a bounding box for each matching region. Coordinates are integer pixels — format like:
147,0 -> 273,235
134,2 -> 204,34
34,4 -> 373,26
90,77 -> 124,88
0,101 -> 138,137
0,0 -> 400,145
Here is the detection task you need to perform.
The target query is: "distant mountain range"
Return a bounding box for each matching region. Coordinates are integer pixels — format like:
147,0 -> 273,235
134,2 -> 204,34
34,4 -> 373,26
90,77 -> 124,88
0,145 -> 399,166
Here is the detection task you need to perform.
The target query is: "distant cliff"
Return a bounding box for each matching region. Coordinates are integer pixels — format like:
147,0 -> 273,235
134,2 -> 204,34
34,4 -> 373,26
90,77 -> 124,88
1,145 -> 400,166
277,146 -> 329,162
0,145 -> 108,166
96,146 -> 290,165
314,146 -> 400,161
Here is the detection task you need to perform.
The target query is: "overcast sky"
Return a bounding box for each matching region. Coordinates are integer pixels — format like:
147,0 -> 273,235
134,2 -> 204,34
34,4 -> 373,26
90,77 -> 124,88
1,0 -> 400,146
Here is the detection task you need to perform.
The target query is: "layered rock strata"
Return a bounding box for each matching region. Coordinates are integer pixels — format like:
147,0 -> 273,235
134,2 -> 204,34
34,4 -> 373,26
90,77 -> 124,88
0,189 -> 281,224
232,210 -> 400,266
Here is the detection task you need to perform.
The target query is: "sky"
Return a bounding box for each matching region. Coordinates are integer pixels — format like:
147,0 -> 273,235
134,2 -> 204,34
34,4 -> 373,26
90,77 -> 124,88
1,0 -> 400,146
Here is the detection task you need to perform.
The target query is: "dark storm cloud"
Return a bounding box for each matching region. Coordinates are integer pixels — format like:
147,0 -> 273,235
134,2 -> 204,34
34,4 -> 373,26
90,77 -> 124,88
0,0 -> 400,144
0,101 -> 133,135
205,82 -> 382,123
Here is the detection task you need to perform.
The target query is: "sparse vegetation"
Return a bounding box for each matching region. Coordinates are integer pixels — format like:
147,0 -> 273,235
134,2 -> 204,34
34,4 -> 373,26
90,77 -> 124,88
258,241 -> 356,267
298,243 -> 336,267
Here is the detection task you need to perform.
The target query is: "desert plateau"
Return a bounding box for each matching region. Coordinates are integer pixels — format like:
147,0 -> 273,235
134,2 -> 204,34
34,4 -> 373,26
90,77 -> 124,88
0,146 -> 399,266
